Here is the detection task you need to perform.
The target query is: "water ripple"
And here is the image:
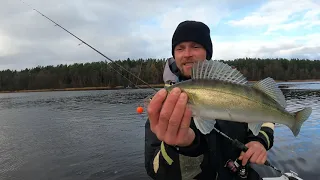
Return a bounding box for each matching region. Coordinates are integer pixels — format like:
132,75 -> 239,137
0,84 -> 319,180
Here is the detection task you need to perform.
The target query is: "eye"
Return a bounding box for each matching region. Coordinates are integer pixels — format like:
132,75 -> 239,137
175,46 -> 184,51
193,44 -> 201,48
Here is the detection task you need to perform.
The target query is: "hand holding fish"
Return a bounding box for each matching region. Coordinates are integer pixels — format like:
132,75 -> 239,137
238,141 -> 267,166
147,87 -> 195,147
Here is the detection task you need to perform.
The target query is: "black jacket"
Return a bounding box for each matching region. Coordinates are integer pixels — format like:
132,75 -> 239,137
144,60 -> 275,180
145,119 -> 274,180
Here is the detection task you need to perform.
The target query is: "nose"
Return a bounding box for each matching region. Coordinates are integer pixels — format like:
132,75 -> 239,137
182,47 -> 192,57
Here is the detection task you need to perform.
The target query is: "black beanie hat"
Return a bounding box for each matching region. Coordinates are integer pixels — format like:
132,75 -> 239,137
172,20 -> 213,60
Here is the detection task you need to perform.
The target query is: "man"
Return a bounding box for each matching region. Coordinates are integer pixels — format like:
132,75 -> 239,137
144,20 -> 275,180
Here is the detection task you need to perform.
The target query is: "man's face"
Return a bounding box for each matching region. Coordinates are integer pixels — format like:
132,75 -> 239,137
173,41 -> 207,78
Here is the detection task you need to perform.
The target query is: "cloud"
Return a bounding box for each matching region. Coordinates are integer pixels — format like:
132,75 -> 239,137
0,0 -> 319,71
212,33 -> 320,60
218,0 -> 320,60
227,0 -> 320,33
0,0 -> 232,70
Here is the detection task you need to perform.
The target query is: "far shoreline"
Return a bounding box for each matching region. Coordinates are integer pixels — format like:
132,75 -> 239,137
0,84 -> 165,94
0,79 -> 319,94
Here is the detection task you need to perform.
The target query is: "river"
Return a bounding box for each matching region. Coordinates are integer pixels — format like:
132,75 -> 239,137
0,82 -> 319,180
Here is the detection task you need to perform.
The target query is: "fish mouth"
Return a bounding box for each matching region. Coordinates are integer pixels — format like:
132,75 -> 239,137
143,93 -> 155,108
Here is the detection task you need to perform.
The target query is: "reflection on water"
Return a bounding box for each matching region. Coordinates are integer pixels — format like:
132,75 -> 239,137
278,81 -> 320,90
0,83 -> 319,180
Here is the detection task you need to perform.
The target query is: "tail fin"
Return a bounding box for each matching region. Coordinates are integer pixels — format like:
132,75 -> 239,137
291,107 -> 312,137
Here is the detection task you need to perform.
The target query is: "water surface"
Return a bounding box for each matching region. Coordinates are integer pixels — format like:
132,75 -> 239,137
0,82 -> 319,180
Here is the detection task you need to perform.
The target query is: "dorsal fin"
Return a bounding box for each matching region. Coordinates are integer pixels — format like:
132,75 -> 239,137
252,77 -> 287,107
191,60 -> 247,84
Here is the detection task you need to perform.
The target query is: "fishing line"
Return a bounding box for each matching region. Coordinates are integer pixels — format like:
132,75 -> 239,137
100,59 -> 142,89
20,0 -> 158,92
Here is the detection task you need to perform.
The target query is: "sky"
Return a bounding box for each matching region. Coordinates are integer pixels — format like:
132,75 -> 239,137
0,0 -> 320,71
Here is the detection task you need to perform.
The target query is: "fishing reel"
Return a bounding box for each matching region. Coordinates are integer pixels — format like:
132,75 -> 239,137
224,158 -> 248,179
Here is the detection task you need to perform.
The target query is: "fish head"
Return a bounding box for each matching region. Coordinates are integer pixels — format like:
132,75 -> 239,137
142,84 -> 176,109
142,82 -> 193,111
143,93 -> 156,110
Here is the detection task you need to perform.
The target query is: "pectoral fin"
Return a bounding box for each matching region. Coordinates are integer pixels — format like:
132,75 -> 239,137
248,122 -> 263,136
193,116 -> 216,135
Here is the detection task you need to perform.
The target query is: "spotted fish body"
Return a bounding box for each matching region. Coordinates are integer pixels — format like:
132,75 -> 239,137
162,60 -> 312,137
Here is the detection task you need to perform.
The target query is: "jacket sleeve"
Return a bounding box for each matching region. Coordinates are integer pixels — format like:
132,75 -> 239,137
144,119 -> 206,179
247,122 -> 275,150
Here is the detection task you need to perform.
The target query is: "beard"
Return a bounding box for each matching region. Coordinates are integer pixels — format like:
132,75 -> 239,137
179,59 -> 202,77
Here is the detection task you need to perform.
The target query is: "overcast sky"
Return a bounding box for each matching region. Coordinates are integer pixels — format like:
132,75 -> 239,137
0,0 -> 320,71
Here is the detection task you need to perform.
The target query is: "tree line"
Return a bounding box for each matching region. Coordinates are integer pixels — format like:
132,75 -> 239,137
0,57 -> 319,91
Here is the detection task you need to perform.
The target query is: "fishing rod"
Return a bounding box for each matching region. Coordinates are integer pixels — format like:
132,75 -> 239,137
20,0 -> 158,92
212,126 -> 291,178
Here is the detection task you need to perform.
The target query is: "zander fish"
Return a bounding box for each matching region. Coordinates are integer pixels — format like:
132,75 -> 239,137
146,60 -> 312,137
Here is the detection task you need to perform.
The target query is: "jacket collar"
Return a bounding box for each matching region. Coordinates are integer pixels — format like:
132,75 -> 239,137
163,57 -> 190,84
